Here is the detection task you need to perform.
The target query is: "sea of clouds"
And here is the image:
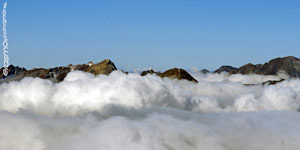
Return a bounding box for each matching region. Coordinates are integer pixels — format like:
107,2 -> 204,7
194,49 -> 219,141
1,70 -> 300,150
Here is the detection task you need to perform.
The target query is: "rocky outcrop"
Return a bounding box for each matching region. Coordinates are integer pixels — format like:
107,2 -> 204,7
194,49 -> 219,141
141,68 -> 198,82
231,63 -> 263,74
2,56 -> 300,83
0,65 -> 26,79
257,56 -> 300,77
200,69 -> 210,74
262,79 -> 285,85
84,59 -> 117,75
214,66 -> 237,73
18,67 -> 71,82
0,59 -> 117,83
141,69 -> 160,76
215,56 -> 300,78
160,68 -> 198,82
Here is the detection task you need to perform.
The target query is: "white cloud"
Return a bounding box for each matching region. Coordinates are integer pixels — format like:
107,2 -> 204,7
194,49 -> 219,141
0,70 -> 300,150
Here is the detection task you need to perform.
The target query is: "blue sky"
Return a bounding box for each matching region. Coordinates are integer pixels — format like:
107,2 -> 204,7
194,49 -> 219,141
2,0 -> 300,71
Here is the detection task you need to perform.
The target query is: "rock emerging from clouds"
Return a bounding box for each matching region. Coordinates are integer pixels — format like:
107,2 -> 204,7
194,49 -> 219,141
214,65 -> 237,74
0,59 -> 117,83
0,65 -> 26,79
1,56 -> 300,83
141,68 -> 198,82
200,69 -> 210,74
141,69 -> 159,76
160,68 -> 198,82
215,56 -> 300,78
83,59 -> 117,75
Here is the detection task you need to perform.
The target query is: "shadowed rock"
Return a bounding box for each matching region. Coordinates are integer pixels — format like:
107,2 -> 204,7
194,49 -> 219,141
215,56 -> 300,78
0,59 -> 117,83
232,63 -> 263,74
1,56 -> 300,83
244,79 -> 285,86
262,79 -> 285,85
214,66 -> 237,73
200,69 -> 210,74
256,56 -> 300,77
0,65 -> 26,79
160,68 -> 198,82
141,69 -> 160,76
141,68 -> 198,82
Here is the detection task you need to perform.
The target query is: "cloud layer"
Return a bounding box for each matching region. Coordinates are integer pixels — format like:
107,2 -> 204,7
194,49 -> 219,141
0,71 -> 300,150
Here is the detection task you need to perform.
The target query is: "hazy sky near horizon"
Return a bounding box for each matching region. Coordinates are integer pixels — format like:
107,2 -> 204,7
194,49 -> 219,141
2,0 -> 300,71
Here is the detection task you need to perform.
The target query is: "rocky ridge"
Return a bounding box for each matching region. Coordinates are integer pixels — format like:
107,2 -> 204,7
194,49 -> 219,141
0,59 -> 117,83
214,56 -> 300,78
1,56 -> 300,83
141,68 -> 198,82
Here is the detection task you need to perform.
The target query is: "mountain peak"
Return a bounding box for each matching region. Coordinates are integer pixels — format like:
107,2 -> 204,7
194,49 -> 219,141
215,56 -> 300,77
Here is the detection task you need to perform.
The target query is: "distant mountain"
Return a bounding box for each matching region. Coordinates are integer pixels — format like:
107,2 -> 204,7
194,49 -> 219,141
141,68 -> 198,82
0,59 -> 198,83
200,69 -> 210,74
214,66 -> 237,74
214,56 -> 300,78
1,56 -> 300,83
0,59 -> 117,83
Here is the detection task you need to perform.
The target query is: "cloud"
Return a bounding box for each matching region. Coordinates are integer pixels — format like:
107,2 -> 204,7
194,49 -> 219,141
0,70 -> 300,150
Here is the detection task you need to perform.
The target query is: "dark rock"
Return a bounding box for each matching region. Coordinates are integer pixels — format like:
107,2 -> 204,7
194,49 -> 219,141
214,66 -> 237,73
215,56 -> 300,78
0,65 -> 26,79
262,79 -> 285,85
0,59 -> 118,83
160,68 -> 198,82
49,67 -> 72,81
200,69 -> 210,74
140,68 -> 198,82
71,64 -> 89,71
20,66 -> 71,82
232,63 -> 263,74
256,56 -> 300,77
141,69 -> 160,76
121,70 -> 129,74
23,68 -> 51,79
236,56 -> 300,77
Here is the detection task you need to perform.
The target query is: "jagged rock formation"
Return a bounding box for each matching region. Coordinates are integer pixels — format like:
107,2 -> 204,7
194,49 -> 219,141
231,63 -> 263,74
160,68 -> 198,82
1,56 -> 300,83
141,69 -> 159,76
0,59 -> 117,83
215,56 -> 300,78
257,56 -> 300,77
141,68 -> 198,82
83,59 -> 117,75
0,65 -> 26,79
214,66 -> 237,73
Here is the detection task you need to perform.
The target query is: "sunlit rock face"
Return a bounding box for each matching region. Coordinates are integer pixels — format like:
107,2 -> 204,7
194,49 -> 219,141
83,59 -> 117,75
